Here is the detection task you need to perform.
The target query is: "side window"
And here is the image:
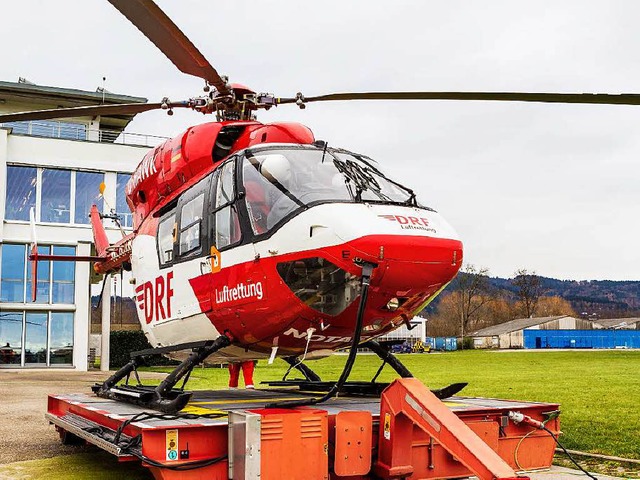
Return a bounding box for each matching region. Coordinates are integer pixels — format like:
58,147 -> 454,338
158,211 -> 176,265
212,161 -> 241,249
179,194 -> 205,255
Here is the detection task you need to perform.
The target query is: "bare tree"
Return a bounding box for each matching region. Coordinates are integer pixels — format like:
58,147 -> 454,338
511,268 -> 546,318
456,264 -> 494,345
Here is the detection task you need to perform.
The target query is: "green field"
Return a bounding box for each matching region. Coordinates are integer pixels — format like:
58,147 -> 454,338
1,350 -> 638,479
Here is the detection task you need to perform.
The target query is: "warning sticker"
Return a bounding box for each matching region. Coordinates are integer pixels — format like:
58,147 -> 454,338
166,429 -> 179,461
383,413 -> 391,440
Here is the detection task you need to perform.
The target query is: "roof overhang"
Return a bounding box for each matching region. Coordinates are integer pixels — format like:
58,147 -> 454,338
0,80 -> 148,132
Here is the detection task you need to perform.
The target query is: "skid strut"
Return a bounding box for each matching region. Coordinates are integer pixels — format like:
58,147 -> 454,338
92,334 -> 232,413
282,355 -> 322,381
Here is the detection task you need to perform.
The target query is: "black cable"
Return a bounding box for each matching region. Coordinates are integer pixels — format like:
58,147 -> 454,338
79,410 -> 228,471
266,261 -> 376,408
542,426 -> 598,480
126,450 -> 227,471
113,411 -> 226,445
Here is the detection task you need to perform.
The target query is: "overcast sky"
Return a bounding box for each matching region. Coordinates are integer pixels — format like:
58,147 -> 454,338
2,1 -> 639,281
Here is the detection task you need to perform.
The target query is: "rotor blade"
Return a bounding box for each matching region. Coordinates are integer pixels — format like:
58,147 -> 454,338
278,91 -> 640,106
108,0 -> 229,95
0,101 -> 190,123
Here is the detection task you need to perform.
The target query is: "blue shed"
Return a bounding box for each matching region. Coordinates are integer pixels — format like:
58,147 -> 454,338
523,329 -> 640,349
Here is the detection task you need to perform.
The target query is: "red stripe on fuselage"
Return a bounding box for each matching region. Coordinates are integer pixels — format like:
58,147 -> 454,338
187,234 -> 462,356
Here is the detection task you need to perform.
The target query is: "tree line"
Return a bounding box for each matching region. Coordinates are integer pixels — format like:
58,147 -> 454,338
426,265 -> 576,338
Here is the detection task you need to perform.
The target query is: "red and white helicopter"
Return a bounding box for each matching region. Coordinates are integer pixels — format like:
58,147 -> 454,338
5,0 -> 640,412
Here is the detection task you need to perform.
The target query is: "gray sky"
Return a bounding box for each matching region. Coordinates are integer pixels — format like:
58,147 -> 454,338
2,0 -> 639,280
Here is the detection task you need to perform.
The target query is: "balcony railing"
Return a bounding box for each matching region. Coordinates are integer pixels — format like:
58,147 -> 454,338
1,120 -> 168,147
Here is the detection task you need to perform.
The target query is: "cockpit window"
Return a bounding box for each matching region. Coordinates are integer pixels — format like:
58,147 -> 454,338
243,149 -> 351,234
241,146 -> 418,235
332,152 -> 415,205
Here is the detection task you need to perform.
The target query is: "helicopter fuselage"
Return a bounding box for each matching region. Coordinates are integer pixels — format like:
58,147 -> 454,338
121,121 -> 463,361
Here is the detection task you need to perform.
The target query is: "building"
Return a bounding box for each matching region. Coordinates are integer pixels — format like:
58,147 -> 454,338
471,315 -> 591,349
472,315 -> 640,349
593,318 -> 640,330
376,316 -> 428,344
0,79 -> 158,370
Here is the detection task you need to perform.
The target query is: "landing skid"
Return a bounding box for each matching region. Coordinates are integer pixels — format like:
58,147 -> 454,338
269,337 -> 468,400
264,379 -> 468,399
91,335 -> 232,413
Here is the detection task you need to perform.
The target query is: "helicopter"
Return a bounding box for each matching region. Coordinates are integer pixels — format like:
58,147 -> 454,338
4,0 -> 640,412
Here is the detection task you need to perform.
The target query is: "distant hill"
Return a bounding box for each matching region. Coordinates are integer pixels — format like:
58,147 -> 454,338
430,275 -> 640,318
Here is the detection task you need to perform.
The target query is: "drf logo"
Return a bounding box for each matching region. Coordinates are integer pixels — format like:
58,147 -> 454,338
378,214 -> 436,233
135,272 -> 174,323
379,214 -> 430,227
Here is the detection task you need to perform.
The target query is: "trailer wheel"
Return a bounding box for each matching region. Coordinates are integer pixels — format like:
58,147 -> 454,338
59,429 -> 84,446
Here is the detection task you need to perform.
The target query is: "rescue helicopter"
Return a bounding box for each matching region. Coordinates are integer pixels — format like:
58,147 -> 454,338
4,0 -> 640,412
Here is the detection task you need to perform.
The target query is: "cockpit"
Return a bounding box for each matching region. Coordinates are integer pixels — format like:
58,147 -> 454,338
157,145 -> 426,267
242,145 -> 418,235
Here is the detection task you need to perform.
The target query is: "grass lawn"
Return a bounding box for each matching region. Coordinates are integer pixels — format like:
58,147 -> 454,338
0,451 -> 151,480
1,349 -> 638,479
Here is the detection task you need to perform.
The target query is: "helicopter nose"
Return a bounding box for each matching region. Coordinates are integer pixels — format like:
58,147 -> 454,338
345,233 -> 463,298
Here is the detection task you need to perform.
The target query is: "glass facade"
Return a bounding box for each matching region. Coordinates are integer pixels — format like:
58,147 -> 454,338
5,166 -> 37,221
4,165 -> 132,229
49,312 -> 74,364
0,244 -> 76,367
24,312 -> 47,365
116,172 -> 133,228
26,245 -> 51,303
0,244 -> 75,304
0,311 -> 74,366
75,171 -> 105,224
52,246 -> 75,304
0,312 -> 23,365
0,244 -> 26,303
41,168 -> 72,223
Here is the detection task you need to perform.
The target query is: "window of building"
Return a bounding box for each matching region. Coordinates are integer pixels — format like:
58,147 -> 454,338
0,244 -> 75,305
49,312 -> 74,364
179,195 -> 204,255
52,246 -> 75,304
0,310 -> 74,366
26,245 -> 51,304
75,171 -> 104,225
158,212 -> 176,265
5,166 -> 37,221
41,168 -> 71,223
0,312 -> 23,365
0,244 -> 26,303
5,165 -> 132,229
116,173 -> 133,229
24,312 -> 47,365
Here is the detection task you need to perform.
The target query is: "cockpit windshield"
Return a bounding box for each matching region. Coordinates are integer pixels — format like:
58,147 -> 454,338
242,146 -> 417,235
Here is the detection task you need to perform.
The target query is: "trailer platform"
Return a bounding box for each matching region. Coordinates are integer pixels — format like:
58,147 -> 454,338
46,379 -> 560,480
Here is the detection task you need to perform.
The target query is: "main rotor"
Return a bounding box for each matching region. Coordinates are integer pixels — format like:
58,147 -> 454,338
2,0 -> 640,126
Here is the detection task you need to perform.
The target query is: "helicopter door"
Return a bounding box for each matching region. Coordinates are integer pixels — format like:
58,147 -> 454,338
171,175 -> 212,318
207,159 -> 267,314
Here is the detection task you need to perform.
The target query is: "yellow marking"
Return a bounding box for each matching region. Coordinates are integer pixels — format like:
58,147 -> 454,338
171,153 -> 182,163
209,246 -> 221,273
181,406 -> 227,416
188,396 -> 310,406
